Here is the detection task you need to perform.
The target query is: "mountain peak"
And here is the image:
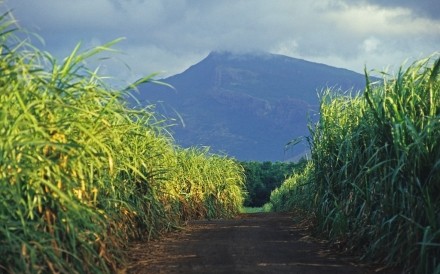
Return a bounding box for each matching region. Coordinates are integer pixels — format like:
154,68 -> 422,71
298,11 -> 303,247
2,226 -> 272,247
204,51 -> 299,67
136,51 -> 368,161
206,50 -> 272,59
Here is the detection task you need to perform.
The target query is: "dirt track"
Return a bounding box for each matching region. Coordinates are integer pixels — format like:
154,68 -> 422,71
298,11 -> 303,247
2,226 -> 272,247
127,212 -> 386,274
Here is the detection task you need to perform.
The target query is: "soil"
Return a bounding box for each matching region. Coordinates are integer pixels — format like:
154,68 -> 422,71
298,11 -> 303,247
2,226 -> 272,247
127,212 -> 397,274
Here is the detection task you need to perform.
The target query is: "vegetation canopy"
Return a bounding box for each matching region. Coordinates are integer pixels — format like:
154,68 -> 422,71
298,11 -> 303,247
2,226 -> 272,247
0,10 -> 245,273
269,53 -> 440,273
241,160 -> 306,207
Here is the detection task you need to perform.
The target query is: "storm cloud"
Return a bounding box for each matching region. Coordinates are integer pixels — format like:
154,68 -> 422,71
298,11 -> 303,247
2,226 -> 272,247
2,0 -> 439,84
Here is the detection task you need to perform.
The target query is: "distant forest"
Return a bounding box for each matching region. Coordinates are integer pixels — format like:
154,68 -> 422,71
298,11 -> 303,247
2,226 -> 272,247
241,160 -> 307,207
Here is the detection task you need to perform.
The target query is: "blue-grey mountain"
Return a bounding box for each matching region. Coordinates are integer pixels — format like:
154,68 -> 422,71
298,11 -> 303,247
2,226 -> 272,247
135,51 -> 367,161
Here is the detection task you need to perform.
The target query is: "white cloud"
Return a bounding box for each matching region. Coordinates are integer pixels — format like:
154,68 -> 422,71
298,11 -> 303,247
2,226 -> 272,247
272,39 -> 300,58
1,0 -> 438,82
361,37 -> 380,53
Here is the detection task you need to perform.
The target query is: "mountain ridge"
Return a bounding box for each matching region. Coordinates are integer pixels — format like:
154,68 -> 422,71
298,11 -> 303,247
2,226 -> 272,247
135,51 -> 368,161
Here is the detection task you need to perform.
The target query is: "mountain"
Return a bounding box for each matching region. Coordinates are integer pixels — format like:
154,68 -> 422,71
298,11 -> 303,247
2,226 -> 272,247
133,51 -> 368,161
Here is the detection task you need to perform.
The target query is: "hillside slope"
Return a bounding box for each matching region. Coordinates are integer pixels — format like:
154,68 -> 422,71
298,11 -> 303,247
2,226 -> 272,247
135,51 -> 367,161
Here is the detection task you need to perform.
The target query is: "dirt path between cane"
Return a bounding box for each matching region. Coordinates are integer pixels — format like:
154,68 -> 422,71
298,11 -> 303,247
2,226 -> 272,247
127,212 -> 393,274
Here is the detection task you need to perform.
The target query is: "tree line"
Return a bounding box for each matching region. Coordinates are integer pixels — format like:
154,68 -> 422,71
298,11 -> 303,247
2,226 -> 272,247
241,159 -> 307,207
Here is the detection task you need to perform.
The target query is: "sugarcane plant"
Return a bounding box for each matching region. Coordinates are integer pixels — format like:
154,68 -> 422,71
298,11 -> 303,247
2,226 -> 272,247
269,53 -> 440,273
0,10 -> 245,273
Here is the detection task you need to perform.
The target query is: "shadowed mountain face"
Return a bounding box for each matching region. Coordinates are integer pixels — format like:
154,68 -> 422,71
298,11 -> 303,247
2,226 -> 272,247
134,51 -> 367,161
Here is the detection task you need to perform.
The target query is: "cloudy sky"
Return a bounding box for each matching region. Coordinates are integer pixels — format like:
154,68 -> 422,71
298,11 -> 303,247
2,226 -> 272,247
2,0 -> 439,85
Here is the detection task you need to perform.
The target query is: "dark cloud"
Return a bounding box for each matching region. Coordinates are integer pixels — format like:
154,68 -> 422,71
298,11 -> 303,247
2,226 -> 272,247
346,0 -> 440,20
1,0 -> 438,84
380,0 -> 439,19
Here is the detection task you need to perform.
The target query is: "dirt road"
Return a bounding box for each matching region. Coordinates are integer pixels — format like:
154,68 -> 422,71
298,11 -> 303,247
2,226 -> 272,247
127,212 -> 384,274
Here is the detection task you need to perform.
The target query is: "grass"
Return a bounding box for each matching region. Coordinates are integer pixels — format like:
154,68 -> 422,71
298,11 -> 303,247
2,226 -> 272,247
240,206 -> 269,214
0,10 -> 245,273
270,53 -> 440,273
268,162 -> 314,213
